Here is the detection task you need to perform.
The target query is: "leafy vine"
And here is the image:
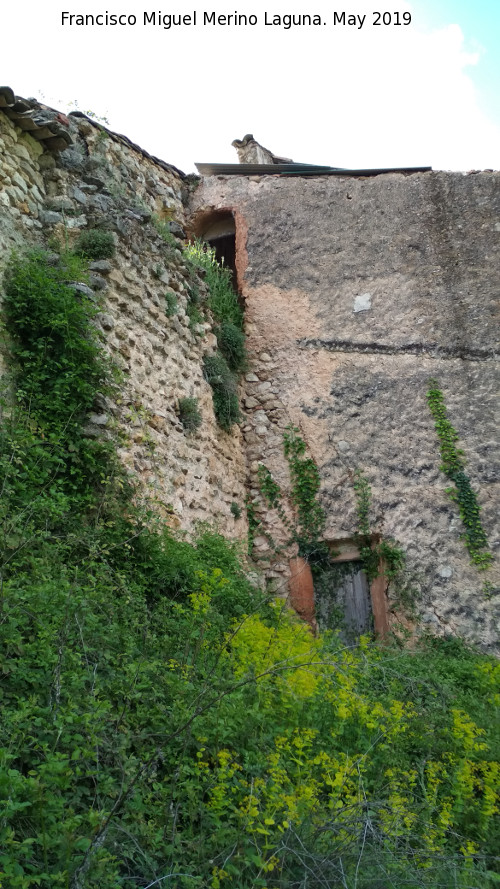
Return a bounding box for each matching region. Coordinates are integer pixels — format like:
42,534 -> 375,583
353,469 -> 406,583
283,425 -> 326,550
244,494 -> 262,556
256,426 -> 329,568
426,379 -> 492,569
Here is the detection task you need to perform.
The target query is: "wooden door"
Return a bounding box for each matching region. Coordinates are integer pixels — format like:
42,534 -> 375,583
315,562 -> 372,639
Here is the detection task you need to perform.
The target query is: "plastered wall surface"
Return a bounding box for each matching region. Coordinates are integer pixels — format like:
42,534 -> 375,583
0,100 -> 247,537
191,172 -> 500,649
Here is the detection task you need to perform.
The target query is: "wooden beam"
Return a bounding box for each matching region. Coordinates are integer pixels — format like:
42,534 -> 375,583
330,550 -> 361,563
370,560 -> 390,637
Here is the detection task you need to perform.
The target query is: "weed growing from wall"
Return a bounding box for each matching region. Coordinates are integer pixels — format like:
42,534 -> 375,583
230,501 -> 242,519
203,353 -> 241,431
164,291 -> 178,317
185,239 -> 243,328
353,469 -> 380,581
185,282 -> 204,333
283,426 -> 326,546
67,99 -> 109,125
215,319 -> 246,373
151,214 -> 178,249
178,396 -> 202,433
74,228 -> 115,260
427,379 -> 493,569
186,241 -> 246,430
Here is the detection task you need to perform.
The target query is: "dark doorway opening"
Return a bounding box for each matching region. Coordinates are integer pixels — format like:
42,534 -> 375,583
198,212 -> 237,287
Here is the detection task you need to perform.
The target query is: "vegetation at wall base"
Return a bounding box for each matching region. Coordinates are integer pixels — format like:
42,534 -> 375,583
427,379 -> 493,569
0,252 -> 499,888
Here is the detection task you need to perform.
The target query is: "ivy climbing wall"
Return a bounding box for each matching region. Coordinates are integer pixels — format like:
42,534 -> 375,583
191,171 -> 500,650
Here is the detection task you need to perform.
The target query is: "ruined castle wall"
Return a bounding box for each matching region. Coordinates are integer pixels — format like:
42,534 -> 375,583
191,171 -> 500,649
0,102 -> 247,537
2,92 -> 499,648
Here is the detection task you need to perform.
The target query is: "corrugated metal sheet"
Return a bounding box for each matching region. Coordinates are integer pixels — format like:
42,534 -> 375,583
195,162 -> 432,177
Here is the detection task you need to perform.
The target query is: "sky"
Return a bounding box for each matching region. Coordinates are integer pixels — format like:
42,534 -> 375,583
2,0 -> 500,174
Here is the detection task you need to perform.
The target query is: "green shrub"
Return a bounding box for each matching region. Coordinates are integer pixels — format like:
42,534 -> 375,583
230,501 -> 242,519
151,213 -> 177,248
216,319 -> 247,372
75,228 -> 115,260
178,396 -> 202,433
3,251 -> 106,428
2,248 -> 499,889
185,240 -> 244,328
164,291 -> 178,316
1,250 -> 122,513
203,352 -> 241,431
186,283 -> 205,332
185,242 -> 247,381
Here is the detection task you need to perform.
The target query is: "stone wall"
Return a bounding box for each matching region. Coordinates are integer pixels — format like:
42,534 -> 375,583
0,95 -> 247,538
2,88 -> 499,650
190,171 -> 500,650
